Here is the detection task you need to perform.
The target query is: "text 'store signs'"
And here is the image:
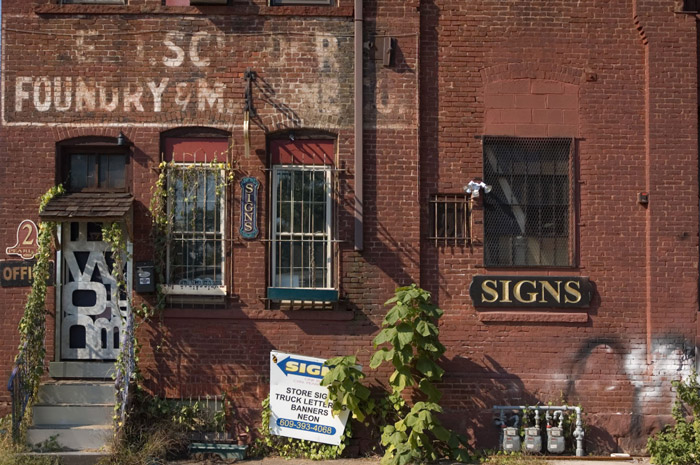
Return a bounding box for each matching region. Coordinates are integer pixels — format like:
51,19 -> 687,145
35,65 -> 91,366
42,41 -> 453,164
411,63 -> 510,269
269,351 -> 350,446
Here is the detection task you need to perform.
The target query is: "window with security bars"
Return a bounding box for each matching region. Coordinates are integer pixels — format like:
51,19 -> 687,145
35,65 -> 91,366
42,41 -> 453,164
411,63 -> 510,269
271,165 -> 333,289
167,166 -> 225,287
429,194 -> 470,245
483,136 -> 573,267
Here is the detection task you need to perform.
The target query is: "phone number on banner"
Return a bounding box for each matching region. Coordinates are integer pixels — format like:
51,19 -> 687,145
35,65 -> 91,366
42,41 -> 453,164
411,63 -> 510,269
276,418 -> 336,435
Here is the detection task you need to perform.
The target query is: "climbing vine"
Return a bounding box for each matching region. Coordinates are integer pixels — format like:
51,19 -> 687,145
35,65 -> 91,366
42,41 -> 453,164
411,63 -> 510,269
149,158 -> 237,309
101,221 -> 135,431
12,185 -> 64,441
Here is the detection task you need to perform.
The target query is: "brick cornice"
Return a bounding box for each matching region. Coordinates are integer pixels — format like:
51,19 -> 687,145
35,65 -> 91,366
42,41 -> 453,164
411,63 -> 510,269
35,4 -> 354,17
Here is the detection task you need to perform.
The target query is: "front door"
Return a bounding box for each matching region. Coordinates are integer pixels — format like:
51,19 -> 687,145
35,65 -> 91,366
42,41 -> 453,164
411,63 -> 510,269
60,222 -> 130,361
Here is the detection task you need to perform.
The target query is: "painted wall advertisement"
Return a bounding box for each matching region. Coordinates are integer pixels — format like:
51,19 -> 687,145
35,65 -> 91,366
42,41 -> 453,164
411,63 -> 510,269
269,351 -> 350,446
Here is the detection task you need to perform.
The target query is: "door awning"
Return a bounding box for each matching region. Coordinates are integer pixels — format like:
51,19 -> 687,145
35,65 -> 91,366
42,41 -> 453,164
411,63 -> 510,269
39,192 -> 134,239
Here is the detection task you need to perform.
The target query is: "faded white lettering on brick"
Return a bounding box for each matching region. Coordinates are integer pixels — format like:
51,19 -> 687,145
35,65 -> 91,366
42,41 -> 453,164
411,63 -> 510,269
76,78 -> 96,112
197,79 -> 225,113
33,77 -> 52,112
123,84 -> 144,112
53,77 -> 73,111
148,78 -> 170,113
99,84 -> 119,112
15,77 -> 31,112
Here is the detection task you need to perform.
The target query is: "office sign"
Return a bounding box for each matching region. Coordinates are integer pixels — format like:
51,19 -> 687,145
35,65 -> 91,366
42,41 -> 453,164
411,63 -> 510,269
469,275 -> 591,308
269,351 -> 350,445
0,260 -> 55,287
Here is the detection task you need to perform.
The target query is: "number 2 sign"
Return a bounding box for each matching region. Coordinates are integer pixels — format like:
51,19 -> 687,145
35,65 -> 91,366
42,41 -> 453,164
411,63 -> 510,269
6,220 -> 39,260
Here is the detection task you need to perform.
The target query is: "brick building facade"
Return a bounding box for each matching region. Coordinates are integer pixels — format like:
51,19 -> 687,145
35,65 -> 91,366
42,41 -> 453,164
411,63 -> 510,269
0,0 -> 698,454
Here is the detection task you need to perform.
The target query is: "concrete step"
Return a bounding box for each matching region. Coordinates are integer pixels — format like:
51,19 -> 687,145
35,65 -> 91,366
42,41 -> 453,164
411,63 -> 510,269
27,424 -> 113,451
33,404 -> 114,427
49,362 -> 116,379
16,452 -> 109,465
37,382 -> 115,405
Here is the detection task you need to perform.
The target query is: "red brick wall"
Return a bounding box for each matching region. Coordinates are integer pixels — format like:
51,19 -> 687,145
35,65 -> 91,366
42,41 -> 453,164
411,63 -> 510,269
0,0 -> 697,455
484,79 -> 579,138
419,0 -> 698,453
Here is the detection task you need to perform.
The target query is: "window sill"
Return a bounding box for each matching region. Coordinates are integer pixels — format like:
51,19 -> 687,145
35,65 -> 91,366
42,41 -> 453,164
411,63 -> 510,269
165,307 -> 353,321
267,287 -> 339,302
35,4 -> 353,17
162,284 -> 227,296
477,311 -> 588,324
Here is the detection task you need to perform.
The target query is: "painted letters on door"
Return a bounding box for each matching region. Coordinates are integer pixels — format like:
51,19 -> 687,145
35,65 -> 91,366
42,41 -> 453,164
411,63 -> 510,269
61,222 -> 130,361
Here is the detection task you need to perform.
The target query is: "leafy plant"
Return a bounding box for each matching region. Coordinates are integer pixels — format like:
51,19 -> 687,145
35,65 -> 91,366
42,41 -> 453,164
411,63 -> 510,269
32,434 -> 63,453
321,355 -> 373,422
648,371 -> 700,464
249,395 -> 350,460
370,284 -> 470,465
100,388 -> 226,464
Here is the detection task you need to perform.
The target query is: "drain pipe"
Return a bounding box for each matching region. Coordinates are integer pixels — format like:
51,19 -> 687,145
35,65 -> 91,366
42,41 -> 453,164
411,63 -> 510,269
493,405 -> 584,457
353,0 -> 363,251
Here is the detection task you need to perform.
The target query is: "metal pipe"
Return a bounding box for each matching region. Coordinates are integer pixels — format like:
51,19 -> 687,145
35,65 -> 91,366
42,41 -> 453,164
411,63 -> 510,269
492,405 -> 584,456
353,0 -> 363,251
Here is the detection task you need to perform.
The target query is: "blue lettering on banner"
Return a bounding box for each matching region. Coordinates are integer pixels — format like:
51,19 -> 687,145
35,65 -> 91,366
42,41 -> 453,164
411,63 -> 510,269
276,418 -> 336,435
276,356 -> 331,379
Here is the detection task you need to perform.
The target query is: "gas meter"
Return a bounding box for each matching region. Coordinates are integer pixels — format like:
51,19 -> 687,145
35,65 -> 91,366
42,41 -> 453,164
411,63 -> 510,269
501,415 -> 520,452
522,410 -> 542,453
546,410 -> 566,454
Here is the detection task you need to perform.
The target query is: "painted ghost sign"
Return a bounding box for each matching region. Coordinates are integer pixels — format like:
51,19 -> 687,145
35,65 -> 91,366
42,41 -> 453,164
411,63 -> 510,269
4,31 -> 234,124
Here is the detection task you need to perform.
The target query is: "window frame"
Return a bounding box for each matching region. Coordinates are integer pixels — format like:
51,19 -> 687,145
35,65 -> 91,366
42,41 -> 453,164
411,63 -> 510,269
482,136 -> 575,268
160,129 -> 231,297
57,137 -> 131,194
429,193 -> 471,246
164,162 -> 227,296
270,164 -> 334,292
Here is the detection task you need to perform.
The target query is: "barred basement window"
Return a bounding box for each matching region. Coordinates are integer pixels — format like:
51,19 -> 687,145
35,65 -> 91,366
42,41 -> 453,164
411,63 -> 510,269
429,194 -> 470,245
483,136 -> 573,267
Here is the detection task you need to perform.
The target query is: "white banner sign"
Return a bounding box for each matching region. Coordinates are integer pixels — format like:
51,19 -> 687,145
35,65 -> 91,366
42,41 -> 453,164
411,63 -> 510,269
269,351 -> 349,445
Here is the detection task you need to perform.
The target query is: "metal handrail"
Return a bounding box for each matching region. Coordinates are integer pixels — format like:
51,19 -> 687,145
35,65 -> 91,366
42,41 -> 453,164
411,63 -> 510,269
7,342 -> 31,444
